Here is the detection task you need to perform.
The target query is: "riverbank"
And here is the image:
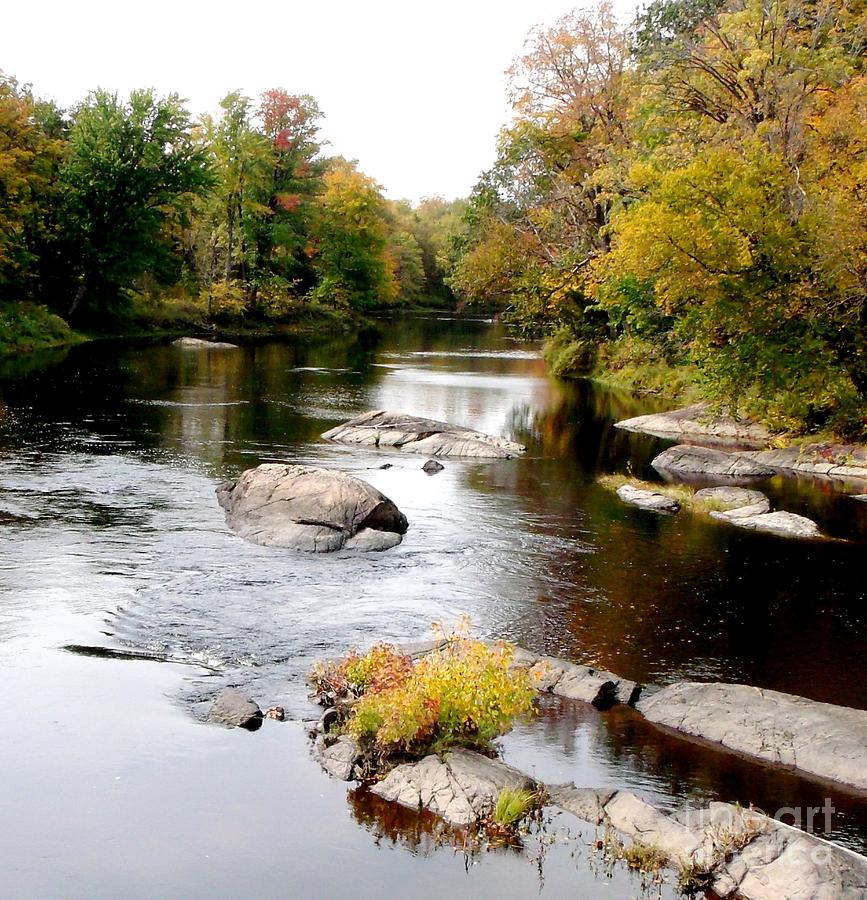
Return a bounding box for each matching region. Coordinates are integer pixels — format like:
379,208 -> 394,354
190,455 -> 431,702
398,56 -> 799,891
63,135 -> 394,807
543,332 -> 867,446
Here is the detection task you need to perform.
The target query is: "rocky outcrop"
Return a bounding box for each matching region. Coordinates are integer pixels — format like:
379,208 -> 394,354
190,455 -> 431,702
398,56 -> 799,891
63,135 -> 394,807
638,682 -> 867,791
615,403 -> 772,448
216,464 -> 408,552
710,508 -> 822,538
207,688 -> 263,730
524,654 -> 641,709
322,410 -> 526,459
172,336 -> 239,350
743,444 -> 867,483
694,486 -> 770,512
652,444 -> 776,478
370,748 -> 535,826
551,786 -> 867,900
615,484 -> 680,514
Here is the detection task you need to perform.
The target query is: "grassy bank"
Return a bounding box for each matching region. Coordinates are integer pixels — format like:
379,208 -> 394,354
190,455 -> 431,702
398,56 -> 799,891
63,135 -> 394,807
0,295 -> 366,361
544,330 -> 867,442
0,302 -> 88,357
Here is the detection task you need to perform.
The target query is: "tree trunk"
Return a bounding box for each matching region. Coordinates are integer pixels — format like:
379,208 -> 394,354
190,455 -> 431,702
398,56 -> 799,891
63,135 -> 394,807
225,204 -> 235,282
67,280 -> 86,319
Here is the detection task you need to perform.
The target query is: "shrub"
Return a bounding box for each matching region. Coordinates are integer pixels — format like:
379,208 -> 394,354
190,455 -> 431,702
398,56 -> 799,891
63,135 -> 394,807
0,302 -> 77,355
341,627 -> 536,762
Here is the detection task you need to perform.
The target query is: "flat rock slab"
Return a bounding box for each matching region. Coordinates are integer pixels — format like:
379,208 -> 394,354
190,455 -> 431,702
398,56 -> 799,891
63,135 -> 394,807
615,483 -> 680,514
637,682 -> 867,791
370,748 -> 534,826
216,463 -> 408,552
744,445 -> 867,483
322,410 -> 526,459
710,508 -> 822,538
694,486 -> 769,511
173,337 -> 239,349
653,444 -> 776,478
552,787 -> 867,900
207,688 -> 263,730
615,403 -> 771,448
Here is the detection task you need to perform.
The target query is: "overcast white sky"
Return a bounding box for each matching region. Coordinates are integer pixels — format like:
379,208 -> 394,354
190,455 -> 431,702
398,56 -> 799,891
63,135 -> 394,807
1,1 -> 634,202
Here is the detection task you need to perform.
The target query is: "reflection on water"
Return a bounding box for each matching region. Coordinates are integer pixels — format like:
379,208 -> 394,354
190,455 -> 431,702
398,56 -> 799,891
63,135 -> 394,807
0,314 -> 865,876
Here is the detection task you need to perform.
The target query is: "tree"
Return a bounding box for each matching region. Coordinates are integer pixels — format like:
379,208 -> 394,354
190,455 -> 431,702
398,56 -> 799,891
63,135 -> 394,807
310,159 -> 397,309
60,88 -> 212,320
0,74 -> 65,301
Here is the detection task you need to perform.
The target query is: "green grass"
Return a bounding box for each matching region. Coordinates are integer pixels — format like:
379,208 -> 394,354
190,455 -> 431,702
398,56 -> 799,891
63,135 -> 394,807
492,788 -> 536,828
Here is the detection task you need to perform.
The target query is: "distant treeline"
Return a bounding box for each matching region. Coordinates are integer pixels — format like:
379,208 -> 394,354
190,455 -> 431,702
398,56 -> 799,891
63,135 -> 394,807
447,0 -> 866,437
0,78 -> 465,334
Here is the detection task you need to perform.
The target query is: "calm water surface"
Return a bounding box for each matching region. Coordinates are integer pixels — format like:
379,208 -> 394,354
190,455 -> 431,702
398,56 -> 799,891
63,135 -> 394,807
1,316 -> 865,896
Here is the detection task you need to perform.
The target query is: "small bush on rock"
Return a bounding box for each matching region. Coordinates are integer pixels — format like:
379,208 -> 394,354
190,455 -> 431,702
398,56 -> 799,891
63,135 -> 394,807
312,622 -> 536,769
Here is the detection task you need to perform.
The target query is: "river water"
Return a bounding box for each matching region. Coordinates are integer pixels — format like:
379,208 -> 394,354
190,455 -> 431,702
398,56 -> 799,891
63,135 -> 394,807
1,315 -> 866,897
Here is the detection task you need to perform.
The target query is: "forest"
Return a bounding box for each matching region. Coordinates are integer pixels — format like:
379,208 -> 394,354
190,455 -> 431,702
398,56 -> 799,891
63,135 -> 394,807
1,0 -> 865,438
0,79 -> 463,343
449,0 -> 867,438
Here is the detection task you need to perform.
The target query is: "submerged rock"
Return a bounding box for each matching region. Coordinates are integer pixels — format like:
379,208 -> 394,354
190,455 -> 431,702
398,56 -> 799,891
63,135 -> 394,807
172,336 -> 239,350
216,464 -> 408,553
615,403 -> 771,448
652,444 -> 775,478
422,459 -> 445,475
207,688 -> 263,730
693,486 -> 769,512
710,509 -> 822,538
370,748 -> 535,826
322,410 -> 526,459
615,483 -> 680,514
637,682 -> 867,791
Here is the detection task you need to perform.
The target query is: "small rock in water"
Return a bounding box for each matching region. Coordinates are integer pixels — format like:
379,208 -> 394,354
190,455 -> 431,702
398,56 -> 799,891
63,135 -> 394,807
422,459 -> 444,475
264,706 -> 285,721
208,688 -> 263,731
615,484 -> 680,514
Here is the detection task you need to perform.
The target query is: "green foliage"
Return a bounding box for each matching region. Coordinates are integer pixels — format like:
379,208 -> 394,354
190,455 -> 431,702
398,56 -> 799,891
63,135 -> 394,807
59,88 -> 213,321
492,789 -> 536,827
341,627 -> 536,761
447,0 -> 867,437
0,301 -> 78,355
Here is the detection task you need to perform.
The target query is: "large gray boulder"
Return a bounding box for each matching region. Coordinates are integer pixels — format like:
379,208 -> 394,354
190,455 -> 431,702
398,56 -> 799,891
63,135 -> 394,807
710,509 -> 822,538
173,336 -> 238,350
322,410 -> 525,459
615,483 -> 680,514
637,682 -> 867,791
370,748 -> 535,826
207,688 -> 263,730
615,403 -> 771,448
526,655 -> 640,708
216,464 -> 408,552
653,444 -> 775,478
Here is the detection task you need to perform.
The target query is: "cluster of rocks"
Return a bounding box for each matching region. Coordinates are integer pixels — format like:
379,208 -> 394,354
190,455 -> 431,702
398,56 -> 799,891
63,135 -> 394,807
611,445 -> 826,537
215,412 -> 522,553
614,477 -> 823,538
616,403 -> 867,487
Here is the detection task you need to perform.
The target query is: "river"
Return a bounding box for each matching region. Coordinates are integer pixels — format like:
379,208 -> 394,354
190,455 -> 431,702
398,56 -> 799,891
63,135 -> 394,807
1,315 -> 865,897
